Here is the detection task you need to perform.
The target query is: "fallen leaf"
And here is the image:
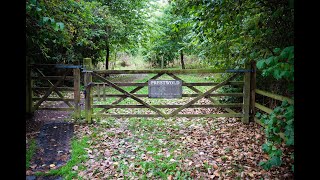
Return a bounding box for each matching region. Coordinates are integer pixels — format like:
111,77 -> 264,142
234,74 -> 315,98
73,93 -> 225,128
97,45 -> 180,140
212,163 -> 218,169
167,175 -> 173,180
26,170 -> 33,176
72,166 -> 78,171
214,170 -> 220,177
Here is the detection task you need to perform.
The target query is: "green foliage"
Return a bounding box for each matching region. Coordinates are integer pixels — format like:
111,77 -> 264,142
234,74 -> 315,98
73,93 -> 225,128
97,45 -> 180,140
256,46 -> 294,81
26,0 -> 149,64
256,100 -> 294,170
170,0 -> 293,68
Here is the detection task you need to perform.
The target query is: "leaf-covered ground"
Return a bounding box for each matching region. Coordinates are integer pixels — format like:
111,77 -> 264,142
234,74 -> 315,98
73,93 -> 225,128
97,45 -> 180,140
70,106 -> 293,179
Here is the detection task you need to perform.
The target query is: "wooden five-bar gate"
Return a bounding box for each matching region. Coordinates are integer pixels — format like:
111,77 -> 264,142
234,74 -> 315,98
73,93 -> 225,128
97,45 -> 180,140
26,58 -> 294,129
83,60 -> 256,124
26,63 -> 81,119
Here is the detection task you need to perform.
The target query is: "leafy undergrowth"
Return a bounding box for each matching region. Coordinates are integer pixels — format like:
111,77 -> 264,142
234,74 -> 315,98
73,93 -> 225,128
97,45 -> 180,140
72,110 -> 293,179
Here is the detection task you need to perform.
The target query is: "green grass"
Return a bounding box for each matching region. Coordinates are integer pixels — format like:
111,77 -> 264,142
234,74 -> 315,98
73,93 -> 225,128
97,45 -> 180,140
35,136 -> 89,180
26,139 -> 37,168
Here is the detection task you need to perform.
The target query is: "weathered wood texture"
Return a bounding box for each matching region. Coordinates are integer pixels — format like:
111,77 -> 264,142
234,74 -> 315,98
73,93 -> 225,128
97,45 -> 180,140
34,68 -> 73,108
83,58 -> 93,70
32,98 -> 74,101
166,73 -> 217,104
83,58 -> 93,86
249,61 -> 256,121
73,68 -> 81,119
101,73 -> 165,113
92,72 -> 167,118
94,69 -> 247,74
31,76 -> 74,80
38,108 -> 74,111
170,73 -> 240,117
84,72 -> 93,123
92,93 -> 243,98
255,102 -> 273,114
94,113 -> 243,118
93,103 -> 243,109
32,87 -> 74,91
242,63 -> 251,124
33,70 -> 70,110
92,81 -> 243,86
255,89 -> 294,104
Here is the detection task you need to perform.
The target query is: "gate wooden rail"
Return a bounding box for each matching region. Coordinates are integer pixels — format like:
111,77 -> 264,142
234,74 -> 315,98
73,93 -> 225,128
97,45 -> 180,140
26,64 -> 81,119
83,61 -> 255,124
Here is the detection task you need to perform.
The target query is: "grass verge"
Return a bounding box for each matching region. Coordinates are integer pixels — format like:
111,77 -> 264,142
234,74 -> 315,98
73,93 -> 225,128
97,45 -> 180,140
26,139 -> 37,168
35,136 -> 89,180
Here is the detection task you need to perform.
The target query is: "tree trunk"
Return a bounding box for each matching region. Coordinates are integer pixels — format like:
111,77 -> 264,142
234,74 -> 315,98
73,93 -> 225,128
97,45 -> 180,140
180,50 -> 185,69
105,43 -> 110,77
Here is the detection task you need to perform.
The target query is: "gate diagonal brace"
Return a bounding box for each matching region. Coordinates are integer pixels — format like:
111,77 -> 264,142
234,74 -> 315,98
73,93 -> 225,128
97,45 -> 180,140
34,69 -> 71,110
166,73 -> 216,103
99,73 -> 165,113
92,72 -> 168,118
169,73 -> 240,117
34,68 -> 74,108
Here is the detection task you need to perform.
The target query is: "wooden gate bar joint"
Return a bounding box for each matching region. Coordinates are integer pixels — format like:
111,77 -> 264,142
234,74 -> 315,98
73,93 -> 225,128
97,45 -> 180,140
34,68 -> 74,108
33,69 -> 70,110
92,72 -> 168,118
99,73 -> 165,113
170,73 -> 240,117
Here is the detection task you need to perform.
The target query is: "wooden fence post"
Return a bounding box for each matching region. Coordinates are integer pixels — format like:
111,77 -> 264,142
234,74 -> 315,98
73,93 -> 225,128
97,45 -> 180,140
26,57 -> 34,114
83,58 -> 93,85
83,58 -> 93,123
249,61 -> 257,122
73,68 -> 81,119
242,62 -> 251,124
84,72 -> 92,123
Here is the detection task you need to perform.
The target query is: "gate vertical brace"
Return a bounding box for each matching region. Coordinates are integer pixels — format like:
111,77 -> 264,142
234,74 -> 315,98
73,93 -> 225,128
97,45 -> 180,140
84,72 -> 92,123
84,58 -> 93,123
26,57 -> 34,114
83,58 -> 93,85
249,61 -> 256,122
73,68 -> 81,119
242,62 -> 251,124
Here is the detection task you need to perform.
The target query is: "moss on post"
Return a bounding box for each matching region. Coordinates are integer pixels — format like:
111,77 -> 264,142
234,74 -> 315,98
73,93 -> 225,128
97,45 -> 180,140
249,61 -> 256,122
83,58 -> 93,70
242,62 -> 251,124
84,72 -> 93,123
73,68 -> 81,119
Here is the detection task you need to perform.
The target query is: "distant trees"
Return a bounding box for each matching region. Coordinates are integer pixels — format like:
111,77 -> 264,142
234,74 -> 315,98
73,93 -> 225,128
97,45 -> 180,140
26,0 -> 149,69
